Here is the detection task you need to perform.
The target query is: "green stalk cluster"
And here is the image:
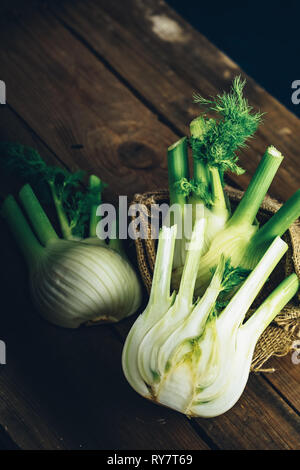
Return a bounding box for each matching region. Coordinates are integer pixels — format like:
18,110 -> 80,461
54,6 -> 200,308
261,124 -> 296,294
167,76 -> 263,259
166,78 -> 300,295
172,146 -> 300,296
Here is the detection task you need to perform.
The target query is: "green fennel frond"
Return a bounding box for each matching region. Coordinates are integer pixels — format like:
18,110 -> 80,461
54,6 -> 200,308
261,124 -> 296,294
173,177 -> 193,197
173,177 -> 212,205
191,179 -> 213,205
0,142 -> 47,179
0,142 -> 106,238
61,177 -> 106,237
220,257 -> 250,293
0,142 -> 61,201
192,76 -> 263,176
211,256 -> 250,315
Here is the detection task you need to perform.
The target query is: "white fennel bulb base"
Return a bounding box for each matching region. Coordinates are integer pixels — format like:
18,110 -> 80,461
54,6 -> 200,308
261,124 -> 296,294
122,221 -> 299,418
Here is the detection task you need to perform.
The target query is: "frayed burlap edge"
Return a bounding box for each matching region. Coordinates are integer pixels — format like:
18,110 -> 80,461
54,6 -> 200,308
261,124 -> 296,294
130,186 -> 300,373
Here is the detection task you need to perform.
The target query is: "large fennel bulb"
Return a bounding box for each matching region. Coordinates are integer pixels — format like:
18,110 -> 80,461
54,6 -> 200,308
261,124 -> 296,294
122,221 -> 298,418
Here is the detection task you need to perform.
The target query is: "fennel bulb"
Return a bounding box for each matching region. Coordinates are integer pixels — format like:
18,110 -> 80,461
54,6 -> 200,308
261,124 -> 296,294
1,146 -> 142,328
122,221 -> 299,417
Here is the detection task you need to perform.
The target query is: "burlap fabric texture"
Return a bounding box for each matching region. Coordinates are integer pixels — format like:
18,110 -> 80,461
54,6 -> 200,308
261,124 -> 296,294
130,186 -> 300,372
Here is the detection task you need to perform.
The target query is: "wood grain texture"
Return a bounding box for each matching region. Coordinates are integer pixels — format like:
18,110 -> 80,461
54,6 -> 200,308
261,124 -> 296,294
263,355 -> 300,413
195,373 -> 300,450
0,7 -> 174,204
0,0 -> 299,450
0,425 -> 19,450
51,0 -> 300,203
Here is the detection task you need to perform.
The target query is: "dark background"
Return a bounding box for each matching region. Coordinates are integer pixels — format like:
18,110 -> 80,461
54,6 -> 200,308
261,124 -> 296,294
167,0 -> 300,116
1,0 -> 299,115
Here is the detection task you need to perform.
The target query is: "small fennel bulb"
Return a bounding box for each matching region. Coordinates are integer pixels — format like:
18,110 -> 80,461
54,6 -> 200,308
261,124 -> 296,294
28,238 -> 142,328
1,145 -> 142,328
122,220 -> 299,417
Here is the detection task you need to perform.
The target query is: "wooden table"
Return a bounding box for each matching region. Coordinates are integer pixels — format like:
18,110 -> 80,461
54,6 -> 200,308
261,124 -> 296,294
0,0 -> 299,450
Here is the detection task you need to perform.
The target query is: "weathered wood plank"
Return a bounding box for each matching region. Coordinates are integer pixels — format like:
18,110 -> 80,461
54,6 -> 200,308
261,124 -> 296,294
195,373 -> 300,450
262,354 -> 300,413
0,106 -> 209,450
0,8 -> 175,204
0,425 -> 19,450
51,0 -> 300,202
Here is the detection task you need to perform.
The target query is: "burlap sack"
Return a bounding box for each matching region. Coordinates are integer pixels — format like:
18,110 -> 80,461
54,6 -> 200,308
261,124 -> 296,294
130,186 -> 300,372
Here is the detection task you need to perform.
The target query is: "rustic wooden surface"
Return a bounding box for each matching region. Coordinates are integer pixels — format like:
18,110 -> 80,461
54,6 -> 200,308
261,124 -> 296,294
0,0 -> 299,450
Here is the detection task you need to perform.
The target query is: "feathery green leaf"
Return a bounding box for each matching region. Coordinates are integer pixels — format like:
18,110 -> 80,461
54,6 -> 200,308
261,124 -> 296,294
192,76 -> 263,176
0,142 -> 106,238
211,257 -> 250,315
173,177 -> 212,205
